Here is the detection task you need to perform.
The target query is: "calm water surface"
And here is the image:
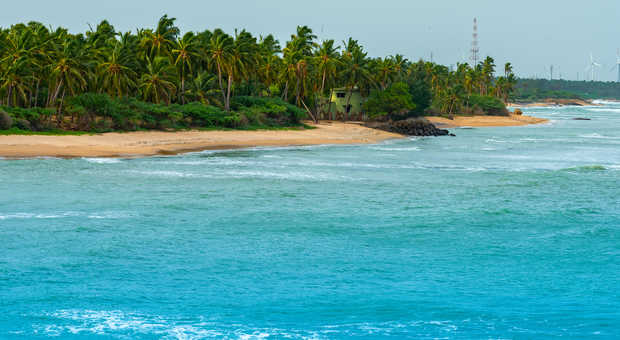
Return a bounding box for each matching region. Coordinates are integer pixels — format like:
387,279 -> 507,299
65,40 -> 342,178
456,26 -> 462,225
1,102 -> 619,339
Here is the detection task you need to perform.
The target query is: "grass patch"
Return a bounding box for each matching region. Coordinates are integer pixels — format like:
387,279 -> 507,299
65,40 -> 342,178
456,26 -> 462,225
0,128 -> 92,136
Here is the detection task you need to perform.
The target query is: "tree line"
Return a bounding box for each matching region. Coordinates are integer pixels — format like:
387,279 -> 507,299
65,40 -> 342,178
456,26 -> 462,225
514,79 -> 620,101
0,16 -> 518,131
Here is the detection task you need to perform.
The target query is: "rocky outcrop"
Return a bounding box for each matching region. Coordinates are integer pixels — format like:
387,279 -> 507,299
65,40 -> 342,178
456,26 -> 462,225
367,118 -> 454,137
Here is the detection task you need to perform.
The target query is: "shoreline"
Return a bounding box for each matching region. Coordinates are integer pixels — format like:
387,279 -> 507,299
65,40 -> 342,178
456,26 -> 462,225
508,98 -> 599,107
0,115 -> 548,159
0,122 -> 403,159
426,114 -> 548,128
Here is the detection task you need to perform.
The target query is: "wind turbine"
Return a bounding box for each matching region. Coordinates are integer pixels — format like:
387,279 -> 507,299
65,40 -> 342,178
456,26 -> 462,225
609,49 -> 620,82
585,53 -> 602,81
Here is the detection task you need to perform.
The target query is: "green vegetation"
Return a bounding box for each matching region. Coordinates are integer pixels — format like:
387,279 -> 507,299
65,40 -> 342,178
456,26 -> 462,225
0,16 -> 518,134
364,82 -> 416,119
515,79 -> 620,101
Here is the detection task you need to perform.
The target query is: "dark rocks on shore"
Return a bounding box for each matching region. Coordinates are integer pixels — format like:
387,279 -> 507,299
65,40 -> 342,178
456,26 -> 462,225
367,118 -> 454,137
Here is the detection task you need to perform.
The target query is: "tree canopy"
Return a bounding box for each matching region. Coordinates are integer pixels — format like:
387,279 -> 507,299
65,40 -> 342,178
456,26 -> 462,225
0,16 -> 518,131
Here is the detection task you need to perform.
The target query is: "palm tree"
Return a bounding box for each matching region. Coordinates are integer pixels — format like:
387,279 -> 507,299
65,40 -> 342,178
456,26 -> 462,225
140,56 -> 177,104
314,39 -> 340,118
139,15 -> 179,60
340,40 -> 371,119
98,42 -> 138,97
172,32 -> 199,103
47,37 -> 90,118
206,29 -> 234,108
186,71 -> 221,106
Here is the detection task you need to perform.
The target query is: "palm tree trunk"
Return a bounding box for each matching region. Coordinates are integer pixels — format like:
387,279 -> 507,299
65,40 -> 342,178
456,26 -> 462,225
225,74 -> 232,111
327,89 -> 334,120
7,85 -> 12,107
300,98 -> 317,124
294,75 -> 301,106
52,80 -> 63,103
281,80 -> 289,101
217,63 -> 226,104
34,79 -> 41,107
181,75 -> 185,105
57,88 -> 66,125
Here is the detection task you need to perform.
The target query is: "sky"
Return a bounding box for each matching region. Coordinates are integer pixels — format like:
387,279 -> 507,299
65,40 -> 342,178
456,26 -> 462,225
2,0 -> 620,81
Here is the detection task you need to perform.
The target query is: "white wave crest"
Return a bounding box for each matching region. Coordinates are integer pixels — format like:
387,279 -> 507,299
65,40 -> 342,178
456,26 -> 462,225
0,211 -> 132,220
586,108 -> 620,113
0,212 -> 80,220
127,170 -> 213,178
83,158 -> 122,164
591,99 -> 620,105
34,309 -> 466,339
579,133 -> 620,140
369,146 -> 421,151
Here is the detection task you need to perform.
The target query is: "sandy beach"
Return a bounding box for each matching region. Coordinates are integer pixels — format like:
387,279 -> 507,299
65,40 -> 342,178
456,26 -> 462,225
0,115 -> 549,158
508,99 -> 598,107
0,122 -> 403,158
427,114 -> 548,128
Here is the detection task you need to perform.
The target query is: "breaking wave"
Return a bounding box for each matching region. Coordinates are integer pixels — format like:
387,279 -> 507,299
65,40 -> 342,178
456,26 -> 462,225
83,158 -> 122,164
32,309 -> 468,339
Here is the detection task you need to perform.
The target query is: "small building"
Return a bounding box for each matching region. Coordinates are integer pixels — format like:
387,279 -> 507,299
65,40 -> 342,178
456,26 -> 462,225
323,87 -> 365,120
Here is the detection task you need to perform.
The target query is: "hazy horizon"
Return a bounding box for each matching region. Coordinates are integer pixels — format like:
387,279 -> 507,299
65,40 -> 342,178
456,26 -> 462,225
2,0 -> 620,81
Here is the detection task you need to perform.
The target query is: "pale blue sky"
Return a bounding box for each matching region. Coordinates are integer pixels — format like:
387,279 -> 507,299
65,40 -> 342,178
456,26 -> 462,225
2,0 -> 620,81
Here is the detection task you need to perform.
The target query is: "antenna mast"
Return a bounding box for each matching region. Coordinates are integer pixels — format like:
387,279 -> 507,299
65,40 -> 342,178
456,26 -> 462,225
550,65 -> 553,80
470,18 -> 479,66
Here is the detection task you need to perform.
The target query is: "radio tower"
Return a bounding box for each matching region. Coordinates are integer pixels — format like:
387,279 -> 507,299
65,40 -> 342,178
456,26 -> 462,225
470,18 -> 479,66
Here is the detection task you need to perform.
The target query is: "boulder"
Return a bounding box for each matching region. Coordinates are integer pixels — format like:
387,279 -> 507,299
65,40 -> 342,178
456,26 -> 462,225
366,118 -> 453,137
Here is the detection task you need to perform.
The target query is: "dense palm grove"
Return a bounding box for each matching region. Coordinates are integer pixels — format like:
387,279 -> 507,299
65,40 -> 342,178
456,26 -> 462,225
0,16 -> 518,132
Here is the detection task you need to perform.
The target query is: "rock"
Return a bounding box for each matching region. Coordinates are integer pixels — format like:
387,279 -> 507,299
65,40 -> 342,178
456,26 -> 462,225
513,108 -> 523,115
572,117 -> 591,121
366,118 -> 453,137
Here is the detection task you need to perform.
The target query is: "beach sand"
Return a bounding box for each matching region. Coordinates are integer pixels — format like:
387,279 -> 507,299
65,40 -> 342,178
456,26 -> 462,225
0,115 -> 549,158
507,99 -> 598,107
0,122 -> 403,158
427,114 -> 548,128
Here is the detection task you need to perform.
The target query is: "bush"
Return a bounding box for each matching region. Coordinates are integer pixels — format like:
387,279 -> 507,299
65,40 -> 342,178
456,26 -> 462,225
363,82 -> 416,120
467,95 -> 508,116
232,96 -> 306,125
0,110 -> 12,129
1,93 -> 309,132
15,118 -> 32,130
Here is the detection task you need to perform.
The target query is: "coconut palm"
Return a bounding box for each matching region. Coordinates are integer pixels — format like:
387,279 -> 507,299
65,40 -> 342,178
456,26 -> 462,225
140,56 -> 177,104
98,42 -> 138,97
206,29 -> 234,107
172,32 -> 199,103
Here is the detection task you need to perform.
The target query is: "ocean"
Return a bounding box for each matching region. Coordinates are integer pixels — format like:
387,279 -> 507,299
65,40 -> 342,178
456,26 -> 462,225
1,102 -> 619,339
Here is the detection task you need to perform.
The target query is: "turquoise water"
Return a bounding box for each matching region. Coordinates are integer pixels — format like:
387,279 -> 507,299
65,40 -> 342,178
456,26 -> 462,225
1,103 -> 619,339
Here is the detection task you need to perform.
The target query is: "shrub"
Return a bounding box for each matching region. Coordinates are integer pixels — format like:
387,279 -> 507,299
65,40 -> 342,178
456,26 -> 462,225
467,95 -> 508,116
363,82 -> 416,120
15,118 -> 32,130
0,110 -> 12,129
232,96 -> 306,124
